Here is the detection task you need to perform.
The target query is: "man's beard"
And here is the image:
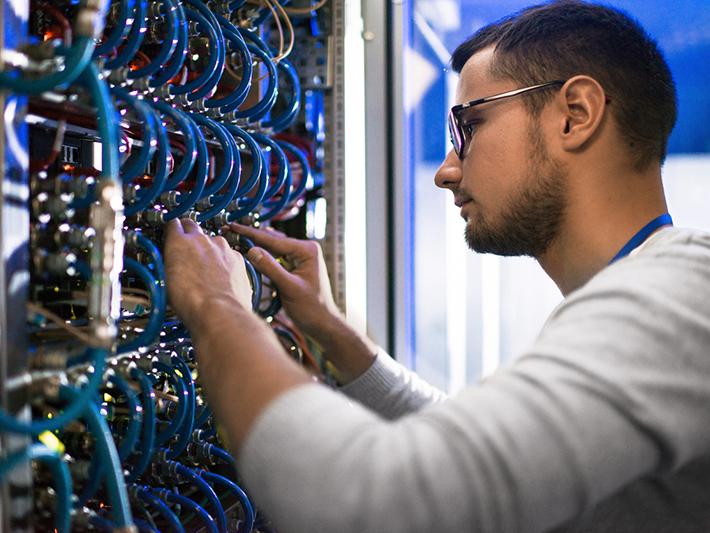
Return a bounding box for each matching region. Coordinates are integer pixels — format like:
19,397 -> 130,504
464,123 -> 566,258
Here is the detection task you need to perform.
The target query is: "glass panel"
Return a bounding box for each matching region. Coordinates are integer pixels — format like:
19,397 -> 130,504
402,0 -> 710,393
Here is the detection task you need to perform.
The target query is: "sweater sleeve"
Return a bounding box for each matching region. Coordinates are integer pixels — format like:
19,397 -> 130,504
238,235 -> 710,533
338,348 -> 448,419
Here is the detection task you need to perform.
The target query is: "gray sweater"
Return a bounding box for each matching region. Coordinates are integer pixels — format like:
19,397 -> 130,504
239,227 -> 710,532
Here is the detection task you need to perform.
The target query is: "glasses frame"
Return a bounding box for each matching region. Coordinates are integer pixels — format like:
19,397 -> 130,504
448,80 -> 567,160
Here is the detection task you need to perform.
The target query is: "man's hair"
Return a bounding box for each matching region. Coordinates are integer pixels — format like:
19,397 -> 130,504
451,0 -> 677,170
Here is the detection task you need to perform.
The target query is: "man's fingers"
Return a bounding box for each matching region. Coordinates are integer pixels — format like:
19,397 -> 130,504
247,246 -> 297,290
227,223 -> 301,257
180,218 -> 203,234
164,218 -> 184,242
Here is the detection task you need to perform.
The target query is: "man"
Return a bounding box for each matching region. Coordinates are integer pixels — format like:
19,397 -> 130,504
164,1 -> 710,531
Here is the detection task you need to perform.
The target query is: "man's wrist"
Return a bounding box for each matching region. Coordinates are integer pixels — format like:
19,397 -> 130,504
185,294 -> 253,336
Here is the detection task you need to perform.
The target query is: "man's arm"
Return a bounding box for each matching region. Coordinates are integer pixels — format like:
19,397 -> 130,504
163,219 -> 312,450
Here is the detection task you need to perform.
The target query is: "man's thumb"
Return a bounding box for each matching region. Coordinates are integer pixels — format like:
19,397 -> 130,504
247,247 -> 293,288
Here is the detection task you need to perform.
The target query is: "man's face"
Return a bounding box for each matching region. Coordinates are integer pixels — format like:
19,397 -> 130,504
435,48 -> 567,258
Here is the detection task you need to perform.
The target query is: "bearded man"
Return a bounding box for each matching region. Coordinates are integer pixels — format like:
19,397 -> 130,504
163,1 -> 710,531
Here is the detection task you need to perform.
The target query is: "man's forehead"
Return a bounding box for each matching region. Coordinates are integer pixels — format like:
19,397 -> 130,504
455,46 -> 499,103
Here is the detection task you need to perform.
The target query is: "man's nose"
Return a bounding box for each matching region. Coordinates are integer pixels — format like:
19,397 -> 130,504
434,149 -> 463,190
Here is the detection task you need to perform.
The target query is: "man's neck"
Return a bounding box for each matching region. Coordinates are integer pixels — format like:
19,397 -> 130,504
538,170 -> 669,296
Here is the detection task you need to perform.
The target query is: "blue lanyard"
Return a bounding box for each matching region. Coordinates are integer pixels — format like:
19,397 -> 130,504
609,213 -> 673,264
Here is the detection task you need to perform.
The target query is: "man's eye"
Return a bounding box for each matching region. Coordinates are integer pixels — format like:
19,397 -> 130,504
463,122 -> 479,136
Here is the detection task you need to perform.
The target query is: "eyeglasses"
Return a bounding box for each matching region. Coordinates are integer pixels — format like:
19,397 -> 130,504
447,80 -> 566,160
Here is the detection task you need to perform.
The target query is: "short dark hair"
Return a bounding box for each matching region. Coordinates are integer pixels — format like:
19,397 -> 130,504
451,0 -> 677,170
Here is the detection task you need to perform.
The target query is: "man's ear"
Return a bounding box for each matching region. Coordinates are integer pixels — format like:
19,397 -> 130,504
555,75 -> 608,152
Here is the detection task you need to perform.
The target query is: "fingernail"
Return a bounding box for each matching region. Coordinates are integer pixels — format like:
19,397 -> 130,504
247,248 -> 263,263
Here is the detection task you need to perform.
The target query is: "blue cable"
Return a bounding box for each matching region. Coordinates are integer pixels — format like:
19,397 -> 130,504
166,356 -> 196,459
95,0 -> 136,57
262,58 -> 301,132
200,470 -> 255,533
134,518 -> 159,533
227,146 -> 268,221
170,6 -> 222,98
110,87 -> 158,184
77,371 -> 144,505
162,117 -> 209,221
88,513 -> 115,531
124,104 -> 169,216
129,0 -> 179,79
154,489 -> 218,533
252,134 -> 292,221
230,42 -> 278,120
0,35 -> 95,94
0,348 -> 105,434
108,374 -> 142,460
126,368 -> 156,482
195,404 -> 212,428
171,461 -> 228,533
117,258 -> 165,354
58,386 -> 134,529
104,0 -> 148,69
225,125 -> 262,198
205,15 -> 252,111
185,0 -> 226,101
189,114 -> 235,197
149,101 -> 197,191
207,444 -> 237,472
276,139 -> 311,203
0,444 -> 72,533
153,362 -> 188,446
132,485 -> 185,533
150,1 -> 188,87
251,133 -> 288,202
244,259 -> 262,311
134,232 -> 166,292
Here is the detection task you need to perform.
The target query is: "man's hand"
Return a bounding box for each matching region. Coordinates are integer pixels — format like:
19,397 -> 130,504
225,223 -> 343,341
164,218 -> 252,330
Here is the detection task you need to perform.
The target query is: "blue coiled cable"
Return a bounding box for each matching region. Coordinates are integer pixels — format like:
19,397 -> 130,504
0,36 -> 94,94
95,0 -> 136,57
126,368 -> 156,482
189,114 -> 235,198
117,258 -> 165,354
124,103 -> 169,216
225,125 -> 263,199
166,356 -> 196,459
104,0 -> 148,69
77,372 -> 142,505
262,58 -> 301,132
227,145 -> 268,221
276,139 -> 311,203
150,1 -> 188,87
205,15 -> 252,110
200,470 -> 255,533
252,133 -> 288,202
58,385 -> 134,529
149,101 -> 197,191
0,444 -> 72,532
110,87 -> 158,184
230,42 -> 278,120
70,60 -> 121,208
185,0 -> 226,101
129,0 -> 179,79
162,116 -> 209,221
0,348 -> 105,434
170,6 -> 222,99
132,485 -> 185,533
171,461 -> 228,533
154,489 -> 218,533
153,362 -> 188,446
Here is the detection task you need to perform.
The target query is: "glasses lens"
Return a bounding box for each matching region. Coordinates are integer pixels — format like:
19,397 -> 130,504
448,110 -> 462,156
